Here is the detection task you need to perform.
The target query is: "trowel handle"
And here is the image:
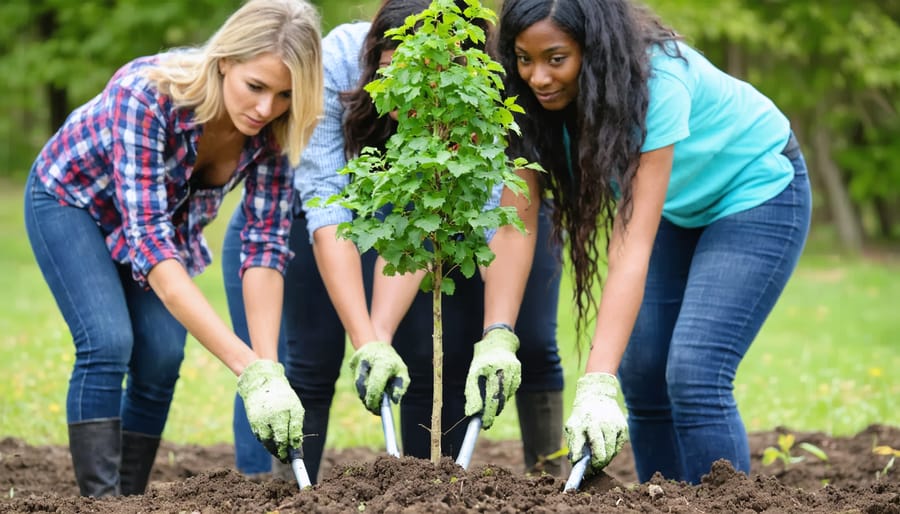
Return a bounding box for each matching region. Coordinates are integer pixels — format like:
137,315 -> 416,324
564,445 -> 591,492
381,393 -> 401,457
454,415 -> 482,469
288,447 -> 312,489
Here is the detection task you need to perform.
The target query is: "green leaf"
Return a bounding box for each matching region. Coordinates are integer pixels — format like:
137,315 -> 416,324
441,276 -> 456,296
778,433 -> 795,452
420,273 -> 433,292
474,245 -> 495,266
423,193 -> 445,209
799,442 -> 829,462
413,214 -> 442,233
762,447 -> 780,466
446,161 -> 469,177
459,256 -> 475,278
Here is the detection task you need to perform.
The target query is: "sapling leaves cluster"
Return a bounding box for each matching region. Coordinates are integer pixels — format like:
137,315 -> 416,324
331,0 -> 533,292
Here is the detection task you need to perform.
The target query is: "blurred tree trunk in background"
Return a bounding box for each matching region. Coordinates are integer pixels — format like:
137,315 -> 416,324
38,9 -> 67,132
811,101 -> 864,252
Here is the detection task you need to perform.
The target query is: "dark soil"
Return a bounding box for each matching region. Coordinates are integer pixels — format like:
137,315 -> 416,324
1,425 -> 898,513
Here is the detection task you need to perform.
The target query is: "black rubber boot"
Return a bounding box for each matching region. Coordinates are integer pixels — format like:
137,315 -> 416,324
67,418 -> 122,497
120,431 -> 161,495
516,390 -> 566,477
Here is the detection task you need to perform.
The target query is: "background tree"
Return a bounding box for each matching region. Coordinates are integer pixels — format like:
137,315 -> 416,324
654,0 -> 900,249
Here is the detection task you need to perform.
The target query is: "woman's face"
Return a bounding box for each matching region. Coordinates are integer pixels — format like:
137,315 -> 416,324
219,52 -> 292,136
513,19 -> 582,111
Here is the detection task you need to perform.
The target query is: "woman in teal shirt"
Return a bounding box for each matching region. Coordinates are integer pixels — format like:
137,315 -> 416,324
496,0 -> 812,484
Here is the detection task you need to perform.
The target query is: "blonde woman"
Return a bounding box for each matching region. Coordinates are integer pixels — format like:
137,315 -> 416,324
23,0 -> 322,497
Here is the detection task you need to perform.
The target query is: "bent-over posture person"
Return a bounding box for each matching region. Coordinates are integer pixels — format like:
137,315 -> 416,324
24,0 -> 322,496
496,0 -> 812,483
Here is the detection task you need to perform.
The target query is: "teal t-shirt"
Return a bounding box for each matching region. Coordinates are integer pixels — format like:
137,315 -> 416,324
643,42 -> 794,227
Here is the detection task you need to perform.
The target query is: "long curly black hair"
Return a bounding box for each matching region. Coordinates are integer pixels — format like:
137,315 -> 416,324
497,0 -> 681,336
341,0 -> 491,157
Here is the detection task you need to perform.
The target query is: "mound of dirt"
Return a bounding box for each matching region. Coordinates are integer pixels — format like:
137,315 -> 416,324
1,425 -> 898,513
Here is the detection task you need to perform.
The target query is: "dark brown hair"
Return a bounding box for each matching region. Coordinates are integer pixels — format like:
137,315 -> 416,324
498,0 -> 681,336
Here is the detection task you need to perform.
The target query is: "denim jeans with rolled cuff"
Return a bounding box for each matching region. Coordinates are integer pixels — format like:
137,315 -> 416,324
24,171 -> 186,436
617,133 -> 812,484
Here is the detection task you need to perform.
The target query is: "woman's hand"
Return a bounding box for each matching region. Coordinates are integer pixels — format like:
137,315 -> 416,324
564,372 -> 629,470
237,359 -> 305,462
349,341 -> 410,414
464,328 -> 522,429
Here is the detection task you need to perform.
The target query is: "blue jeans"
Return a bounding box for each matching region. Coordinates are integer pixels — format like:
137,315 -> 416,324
617,136 -> 812,484
23,171 -> 186,436
226,200 -> 564,477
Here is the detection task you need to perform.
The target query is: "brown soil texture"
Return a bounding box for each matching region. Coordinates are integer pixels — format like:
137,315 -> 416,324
1,424 -> 898,513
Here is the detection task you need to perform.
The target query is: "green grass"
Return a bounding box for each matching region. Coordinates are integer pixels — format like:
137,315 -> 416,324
1,177 -> 898,452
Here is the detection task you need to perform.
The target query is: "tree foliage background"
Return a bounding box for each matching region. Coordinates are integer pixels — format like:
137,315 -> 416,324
2,0 -> 898,250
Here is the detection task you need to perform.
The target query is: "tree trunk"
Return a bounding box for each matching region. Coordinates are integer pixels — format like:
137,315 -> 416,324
873,197 -> 898,240
38,10 -> 69,132
430,258 -> 443,466
725,41 -> 745,78
811,102 -> 864,253
789,120 -> 831,226
47,84 -> 68,133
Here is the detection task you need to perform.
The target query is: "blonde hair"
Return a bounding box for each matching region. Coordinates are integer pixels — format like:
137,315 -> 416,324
146,0 -> 323,166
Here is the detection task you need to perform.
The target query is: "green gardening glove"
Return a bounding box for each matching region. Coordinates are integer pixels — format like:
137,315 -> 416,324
564,372 -> 629,471
349,341 -> 410,414
237,359 -> 305,463
464,328 -> 522,429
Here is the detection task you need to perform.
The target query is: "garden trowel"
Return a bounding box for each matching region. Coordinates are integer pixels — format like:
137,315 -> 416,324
564,445 -> 591,492
288,447 -> 312,490
381,392 -> 400,457
455,415 -> 482,469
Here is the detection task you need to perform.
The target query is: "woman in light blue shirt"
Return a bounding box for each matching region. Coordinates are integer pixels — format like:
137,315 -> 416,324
224,0 -> 566,482
496,0 -> 812,484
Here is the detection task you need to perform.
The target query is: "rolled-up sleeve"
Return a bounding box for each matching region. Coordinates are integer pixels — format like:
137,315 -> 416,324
240,153 -> 295,276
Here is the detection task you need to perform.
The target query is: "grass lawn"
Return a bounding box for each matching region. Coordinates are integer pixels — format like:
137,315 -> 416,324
1,177 -> 898,452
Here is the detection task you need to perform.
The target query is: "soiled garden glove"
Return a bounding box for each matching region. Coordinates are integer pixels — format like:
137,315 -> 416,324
564,372 -> 629,471
349,341 -> 410,414
464,328 -> 522,429
237,359 -> 305,463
